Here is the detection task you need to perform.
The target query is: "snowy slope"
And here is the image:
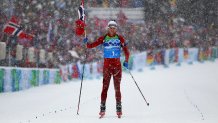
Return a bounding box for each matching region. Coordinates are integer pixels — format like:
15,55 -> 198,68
0,60 -> 218,123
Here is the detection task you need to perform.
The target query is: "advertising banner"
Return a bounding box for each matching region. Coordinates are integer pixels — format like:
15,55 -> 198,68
54,71 -> 61,84
146,50 -> 154,66
169,48 -> 178,64
0,68 -> 4,92
217,47 -> 218,58
20,69 -> 31,90
92,62 -> 102,79
164,49 -> 170,65
183,48 -> 189,63
133,52 -> 146,71
11,69 -> 21,91
188,48 -> 199,62
59,65 -> 69,82
49,70 -> 56,84
43,70 -> 49,85
39,69 -> 44,85
4,68 -> 12,92
211,47 -> 217,60
154,49 -> 165,65
178,48 -> 184,63
198,48 -> 204,62
30,70 -> 39,87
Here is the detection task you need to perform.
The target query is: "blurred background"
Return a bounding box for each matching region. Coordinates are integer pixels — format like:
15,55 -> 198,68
0,0 -> 217,68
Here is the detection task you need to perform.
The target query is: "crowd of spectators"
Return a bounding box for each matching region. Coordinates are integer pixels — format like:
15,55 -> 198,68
0,0 -> 217,68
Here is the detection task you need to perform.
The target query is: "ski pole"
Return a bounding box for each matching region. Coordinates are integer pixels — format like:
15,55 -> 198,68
76,48 -> 87,115
126,68 -> 150,106
77,35 -> 87,115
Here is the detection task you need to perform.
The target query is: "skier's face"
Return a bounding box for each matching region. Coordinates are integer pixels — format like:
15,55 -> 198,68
108,26 -> 117,35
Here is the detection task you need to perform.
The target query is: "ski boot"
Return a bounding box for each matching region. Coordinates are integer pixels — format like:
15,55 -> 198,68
116,102 -> 122,118
99,102 -> 106,118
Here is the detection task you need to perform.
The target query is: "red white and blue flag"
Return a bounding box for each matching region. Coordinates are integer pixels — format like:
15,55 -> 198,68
3,16 -> 34,40
78,2 -> 85,21
75,1 -> 86,36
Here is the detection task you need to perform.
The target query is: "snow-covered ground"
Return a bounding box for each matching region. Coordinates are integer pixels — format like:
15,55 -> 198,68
1,60 -> 218,123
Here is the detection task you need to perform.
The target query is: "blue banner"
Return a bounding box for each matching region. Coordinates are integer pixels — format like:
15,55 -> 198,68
11,69 -> 22,92
169,48 -> 178,63
4,68 -> 12,92
43,70 -> 49,84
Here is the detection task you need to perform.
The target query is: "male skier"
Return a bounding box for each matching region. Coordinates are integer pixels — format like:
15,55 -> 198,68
83,20 -> 130,118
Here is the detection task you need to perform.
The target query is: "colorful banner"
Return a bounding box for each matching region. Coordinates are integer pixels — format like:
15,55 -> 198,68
83,64 -> 91,79
92,62 -> 102,79
169,48 -> 178,63
97,61 -> 103,74
43,70 -> 49,84
188,48 -> 199,62
133,52 -> 146,71
183,48 -> 189,62
178,48 -> 184,63
211,47 -> 217,60
4,68 -> 12,92
0,69 -> 4,92
30,70 -> 39,87
146,50 -> 154,66
202,47 -> 211,60
0,67 -> 60,93
49,69 -> 59,84
217,47 -> 218,58
20,69 -> 31,90
208,47 -> 212,60
129,55 -> 134,70
164,49 -> 170,65
216,47 -> 218,58
198,48 -> 204,62
39,69 -> 44,85
54,71 -> 61,84
0,47 -> 217,93
11,69 -> 22,92
154,49 -> 165,65
59,65 -> 69,82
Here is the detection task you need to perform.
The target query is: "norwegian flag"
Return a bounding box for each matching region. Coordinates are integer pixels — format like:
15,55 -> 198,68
3,16 -> 34,40
78,2 -> 85,21
75,2 -> 86,36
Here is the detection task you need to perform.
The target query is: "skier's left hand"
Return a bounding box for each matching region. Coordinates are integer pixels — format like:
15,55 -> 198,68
83,37 -> 88,43
123,61 -> 128,69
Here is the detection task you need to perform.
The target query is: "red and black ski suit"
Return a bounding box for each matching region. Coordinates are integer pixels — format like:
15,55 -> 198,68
86,33 -> 130,103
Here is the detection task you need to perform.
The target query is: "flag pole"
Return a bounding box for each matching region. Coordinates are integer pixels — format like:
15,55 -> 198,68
8,37 -> 11,66
77,0 -> 86,115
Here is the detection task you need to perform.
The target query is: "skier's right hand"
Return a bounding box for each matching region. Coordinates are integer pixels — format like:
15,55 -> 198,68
83,37 -> 88,43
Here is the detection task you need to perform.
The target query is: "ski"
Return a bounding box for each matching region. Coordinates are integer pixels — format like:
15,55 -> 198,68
99,112 -> 105,119
99,112 -> 122,119
117,112 -> 122,118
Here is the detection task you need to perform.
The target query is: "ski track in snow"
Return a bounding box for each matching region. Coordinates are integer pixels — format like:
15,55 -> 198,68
184,90 -> 205,120
1,60 -> 218,123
